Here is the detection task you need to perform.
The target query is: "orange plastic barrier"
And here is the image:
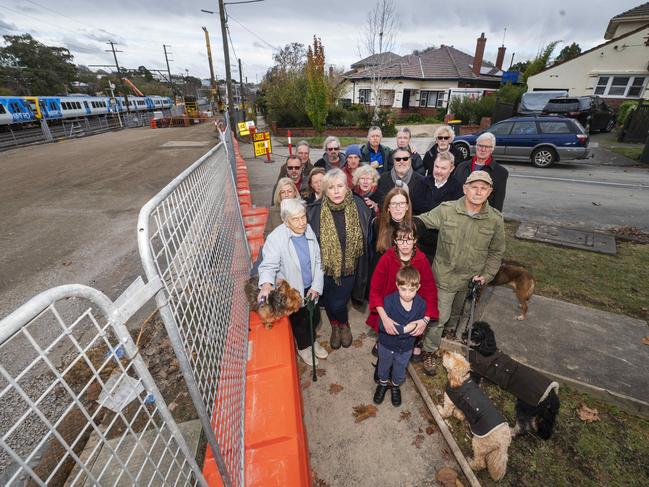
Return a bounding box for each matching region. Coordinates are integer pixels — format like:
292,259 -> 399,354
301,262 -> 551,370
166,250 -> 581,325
245,313 -> 311,487
247,235 -> 264,263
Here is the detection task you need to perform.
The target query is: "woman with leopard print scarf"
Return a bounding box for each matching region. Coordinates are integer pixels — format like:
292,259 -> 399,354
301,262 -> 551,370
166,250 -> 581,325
306,168 -> 373,350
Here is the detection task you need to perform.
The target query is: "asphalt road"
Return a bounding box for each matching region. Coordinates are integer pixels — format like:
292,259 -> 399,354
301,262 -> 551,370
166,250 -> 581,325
0,123 -> 220,320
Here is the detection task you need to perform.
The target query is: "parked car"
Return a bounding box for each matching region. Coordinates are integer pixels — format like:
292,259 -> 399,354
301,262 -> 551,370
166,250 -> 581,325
517,90 -> 568,116
452,116 -> 589,168
542,96 -> 616,133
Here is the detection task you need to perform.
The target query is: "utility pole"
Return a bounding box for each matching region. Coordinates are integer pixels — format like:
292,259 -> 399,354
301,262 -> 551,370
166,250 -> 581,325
238,58 -> 245,114
202,26 -> 222,112
217,0 -> 236,129
106,41 -> 130,113
163,44 -> 175,99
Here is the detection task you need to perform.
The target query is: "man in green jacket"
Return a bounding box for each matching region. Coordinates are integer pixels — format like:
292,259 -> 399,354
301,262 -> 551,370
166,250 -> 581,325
416,170 -> 505,376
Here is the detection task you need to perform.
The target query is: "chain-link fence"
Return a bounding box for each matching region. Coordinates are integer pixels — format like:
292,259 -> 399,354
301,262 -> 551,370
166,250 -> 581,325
0,281 -> 207,486
137,130 -> 250,486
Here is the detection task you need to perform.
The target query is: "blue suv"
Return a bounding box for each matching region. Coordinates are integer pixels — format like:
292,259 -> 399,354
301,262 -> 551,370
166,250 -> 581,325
452,116 -> 590,168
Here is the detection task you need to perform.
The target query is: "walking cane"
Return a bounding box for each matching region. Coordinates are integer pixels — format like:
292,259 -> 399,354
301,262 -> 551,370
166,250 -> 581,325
304,295 -> 318,382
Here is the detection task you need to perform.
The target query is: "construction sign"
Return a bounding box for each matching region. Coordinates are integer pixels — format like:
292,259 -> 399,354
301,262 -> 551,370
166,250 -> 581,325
237,120 -> 256,136
253,131 -> 272,157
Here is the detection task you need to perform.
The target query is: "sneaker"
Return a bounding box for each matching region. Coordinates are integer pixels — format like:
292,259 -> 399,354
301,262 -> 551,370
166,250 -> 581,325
330,325 -> 342,349
373,383 -> 388,405
340,323 -> 353,348
297,347 -> 318,367
422,351 -> 437,376
391,385 -> 402,407
313,341 -> 329,359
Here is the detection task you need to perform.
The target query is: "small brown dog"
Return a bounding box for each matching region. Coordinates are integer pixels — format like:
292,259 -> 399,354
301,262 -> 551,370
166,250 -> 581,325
489,260 -> 535,320
244,277 -> 302,328
438,351 -> 512,481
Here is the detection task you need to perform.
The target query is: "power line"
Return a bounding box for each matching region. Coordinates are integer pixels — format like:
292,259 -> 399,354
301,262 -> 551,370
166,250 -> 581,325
0,3 -> 77,33
22,0 -> 95,30
227,13 -> 278,51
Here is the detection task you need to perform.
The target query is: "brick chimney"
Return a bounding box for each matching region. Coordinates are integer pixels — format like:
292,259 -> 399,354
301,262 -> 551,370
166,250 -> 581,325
472,33 -> 487,76
496,46 -> 507,70
328,66 -> 334,77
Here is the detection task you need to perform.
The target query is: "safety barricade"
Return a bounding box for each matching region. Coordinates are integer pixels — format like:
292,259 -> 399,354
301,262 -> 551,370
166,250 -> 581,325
0,281 -> 206,486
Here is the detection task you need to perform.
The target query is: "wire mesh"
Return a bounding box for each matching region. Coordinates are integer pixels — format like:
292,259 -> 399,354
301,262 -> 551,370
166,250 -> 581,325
138,141 -> 250,486
0,286 -> 206,486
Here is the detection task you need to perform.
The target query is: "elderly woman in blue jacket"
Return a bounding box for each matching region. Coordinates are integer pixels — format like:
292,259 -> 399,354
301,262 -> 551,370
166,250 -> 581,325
257,198 -> 328,366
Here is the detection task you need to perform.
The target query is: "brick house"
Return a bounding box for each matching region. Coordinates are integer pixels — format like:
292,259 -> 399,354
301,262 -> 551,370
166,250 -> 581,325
339,33 -> 504,117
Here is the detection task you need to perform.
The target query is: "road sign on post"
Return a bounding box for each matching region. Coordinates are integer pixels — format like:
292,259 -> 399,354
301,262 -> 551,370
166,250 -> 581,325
237,120 -> 255,136
253,131 -> 272,161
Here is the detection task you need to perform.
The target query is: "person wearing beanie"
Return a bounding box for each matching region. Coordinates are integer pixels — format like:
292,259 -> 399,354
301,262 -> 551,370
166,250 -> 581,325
343,144 -> 364,187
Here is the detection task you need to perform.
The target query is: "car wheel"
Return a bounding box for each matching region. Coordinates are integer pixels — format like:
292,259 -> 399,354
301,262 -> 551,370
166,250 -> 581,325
531,147 -> 556,168
603,118 -> 615,133
454,143 -> 469,161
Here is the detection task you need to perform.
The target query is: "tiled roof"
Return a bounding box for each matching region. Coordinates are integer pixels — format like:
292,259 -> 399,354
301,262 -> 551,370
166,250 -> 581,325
344,45 -> 501,82
605,2 -> 649,39
350,52 -> 402,68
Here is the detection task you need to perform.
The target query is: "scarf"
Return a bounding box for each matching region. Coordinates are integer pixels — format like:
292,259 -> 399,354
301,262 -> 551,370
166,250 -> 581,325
319,191 -> 364,283
390,167 -> 413,191
471,155 -> 493,172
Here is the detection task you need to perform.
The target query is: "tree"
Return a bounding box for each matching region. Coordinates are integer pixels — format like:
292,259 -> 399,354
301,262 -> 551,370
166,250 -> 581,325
137,65 -> 154,81
360,0 -> 399,121
305,37 -> 329,133
555,42 -> 581,64
0,34 -> 77,95
272,42 -> 306,73
510,60 -> 530,73
522,40 -> 560,82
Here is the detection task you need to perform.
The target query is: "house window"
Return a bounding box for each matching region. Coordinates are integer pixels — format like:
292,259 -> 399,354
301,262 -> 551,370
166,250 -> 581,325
358,89 -> 371,105
593,75 -> 647,97
419,90 -> 444,108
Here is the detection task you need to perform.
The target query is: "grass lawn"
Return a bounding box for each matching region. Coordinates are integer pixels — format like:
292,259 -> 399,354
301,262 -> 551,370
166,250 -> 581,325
416,359 -> 649,487
607,145 -> 642,161
504,221 -> 649,322
300,136 -> 366,147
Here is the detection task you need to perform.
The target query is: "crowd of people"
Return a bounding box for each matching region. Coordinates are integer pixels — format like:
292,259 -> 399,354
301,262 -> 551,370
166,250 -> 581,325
255,125 -> 507,406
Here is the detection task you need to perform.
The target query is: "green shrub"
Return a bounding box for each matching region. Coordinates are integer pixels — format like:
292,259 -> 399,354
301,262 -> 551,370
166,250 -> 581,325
617,101 -> 639,127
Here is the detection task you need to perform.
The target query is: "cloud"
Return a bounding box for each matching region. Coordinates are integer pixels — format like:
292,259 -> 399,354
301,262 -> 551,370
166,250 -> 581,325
83,29 -> 125,45
0,16 -> 18,33
62,37 -> 105,55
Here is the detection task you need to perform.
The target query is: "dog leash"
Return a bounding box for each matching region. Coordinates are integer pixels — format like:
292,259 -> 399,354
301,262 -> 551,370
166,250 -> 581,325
461,280 -> 482,360
304,296 -> 318,382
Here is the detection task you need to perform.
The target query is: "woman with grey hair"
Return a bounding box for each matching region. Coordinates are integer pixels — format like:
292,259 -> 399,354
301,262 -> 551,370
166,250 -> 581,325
422,124 -> 466,175
265,177 -> 300,236
360,125 -> 393,174
453,131 -> 509,211
352,165 -> 380,214
258,198 -> 328,365
314,136 -> 347,171
306,168 -> 373,349
390,127 -> 425,175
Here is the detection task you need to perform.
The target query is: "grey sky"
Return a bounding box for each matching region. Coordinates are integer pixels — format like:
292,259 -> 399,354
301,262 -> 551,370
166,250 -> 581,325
0,0 -> 643,83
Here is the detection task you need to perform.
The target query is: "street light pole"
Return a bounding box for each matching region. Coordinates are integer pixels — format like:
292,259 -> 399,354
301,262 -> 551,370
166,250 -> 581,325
218,0 -> 236,130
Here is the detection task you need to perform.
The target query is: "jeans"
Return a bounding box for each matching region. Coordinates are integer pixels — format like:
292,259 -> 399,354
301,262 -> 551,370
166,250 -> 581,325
377,343 -> 412,386
322,274 -> 355,325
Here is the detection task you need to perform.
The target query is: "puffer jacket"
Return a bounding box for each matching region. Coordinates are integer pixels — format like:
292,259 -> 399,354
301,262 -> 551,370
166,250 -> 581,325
416,197 -> 505,292
469,350 -> 560,406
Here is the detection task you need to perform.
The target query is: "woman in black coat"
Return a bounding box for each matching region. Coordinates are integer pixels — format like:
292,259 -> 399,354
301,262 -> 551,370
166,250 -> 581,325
422,124 -> 467,175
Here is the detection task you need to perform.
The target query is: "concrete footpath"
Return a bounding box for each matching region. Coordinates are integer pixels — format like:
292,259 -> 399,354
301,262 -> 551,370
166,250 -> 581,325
239,138 -> 462,487
474,287 -> 649,409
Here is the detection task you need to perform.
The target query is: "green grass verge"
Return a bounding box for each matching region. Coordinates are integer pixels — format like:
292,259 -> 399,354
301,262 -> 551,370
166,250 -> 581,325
504,221 -> 649,322
607,146 -> 642,161
416,360 -> 649,487
300,136 -> 366,147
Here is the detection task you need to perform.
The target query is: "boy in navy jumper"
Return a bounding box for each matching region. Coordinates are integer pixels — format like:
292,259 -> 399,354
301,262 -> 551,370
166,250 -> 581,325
373,266 -> 427,406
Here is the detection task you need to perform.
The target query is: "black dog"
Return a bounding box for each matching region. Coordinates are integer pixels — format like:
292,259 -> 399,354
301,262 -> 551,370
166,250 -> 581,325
464,321 -> 560,440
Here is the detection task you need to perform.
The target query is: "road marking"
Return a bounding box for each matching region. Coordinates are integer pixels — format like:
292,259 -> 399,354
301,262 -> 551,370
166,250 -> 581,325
510,173 -> 649,189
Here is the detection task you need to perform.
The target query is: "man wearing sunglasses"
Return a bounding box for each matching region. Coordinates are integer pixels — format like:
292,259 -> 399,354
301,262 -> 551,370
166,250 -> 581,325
422,125 -> 467,175
453,132 -> 509,212
315,135 -> 347,171
360,126 -> 393,174
373,147 -> 425,207
272,154 -> 309,200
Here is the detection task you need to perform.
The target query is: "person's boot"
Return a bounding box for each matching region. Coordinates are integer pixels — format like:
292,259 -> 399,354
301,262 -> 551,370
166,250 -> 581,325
391,385 -> 402,407
330,324 -> 342,349
373,383 -> 388,405
422,351 -> 437,376
340,323 -> 353,348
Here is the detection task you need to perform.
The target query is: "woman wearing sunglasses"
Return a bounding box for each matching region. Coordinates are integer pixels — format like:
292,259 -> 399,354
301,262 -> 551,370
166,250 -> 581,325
366,220 -> 438,362
373,148 -> 425,209
422,125 -> 466,176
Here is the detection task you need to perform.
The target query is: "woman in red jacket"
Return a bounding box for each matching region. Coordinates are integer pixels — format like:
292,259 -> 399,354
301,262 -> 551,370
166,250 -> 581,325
366,221 -> 439,361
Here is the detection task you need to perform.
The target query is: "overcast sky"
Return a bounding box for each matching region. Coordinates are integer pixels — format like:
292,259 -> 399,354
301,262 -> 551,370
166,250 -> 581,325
0,0 -> 643,84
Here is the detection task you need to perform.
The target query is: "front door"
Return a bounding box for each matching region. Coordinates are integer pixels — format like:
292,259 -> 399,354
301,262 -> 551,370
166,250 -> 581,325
402,89 -> 410,108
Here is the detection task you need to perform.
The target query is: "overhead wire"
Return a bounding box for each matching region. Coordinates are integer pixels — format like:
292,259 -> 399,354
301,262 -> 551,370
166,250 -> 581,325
226,13 -> 279,51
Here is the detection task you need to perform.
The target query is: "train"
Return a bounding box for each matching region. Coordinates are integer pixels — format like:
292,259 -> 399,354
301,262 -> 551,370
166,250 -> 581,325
0,94 -> 174,126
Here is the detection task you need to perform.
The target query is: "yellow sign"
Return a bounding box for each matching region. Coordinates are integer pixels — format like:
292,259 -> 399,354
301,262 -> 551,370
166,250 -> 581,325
238,120 -> 256,136
254,139 -> 272,157
253,130 -> 270,142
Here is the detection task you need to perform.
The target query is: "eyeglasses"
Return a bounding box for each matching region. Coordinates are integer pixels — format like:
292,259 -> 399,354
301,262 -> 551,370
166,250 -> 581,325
395,238 -> 415,244
389,201 -> 408,208
286,166 -> 301,170
327,146 -> 340,151
477,144 -> 494,150
437,136 -> 451,141
393,156 -> 410,162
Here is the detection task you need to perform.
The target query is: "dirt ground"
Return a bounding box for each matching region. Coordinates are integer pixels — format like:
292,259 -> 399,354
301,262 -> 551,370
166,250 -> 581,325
0,123 -> 220,320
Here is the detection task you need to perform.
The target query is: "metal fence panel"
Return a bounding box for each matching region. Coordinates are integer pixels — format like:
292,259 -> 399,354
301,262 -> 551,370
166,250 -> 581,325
137,139 -> 250,487
0,284 -> 207,486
